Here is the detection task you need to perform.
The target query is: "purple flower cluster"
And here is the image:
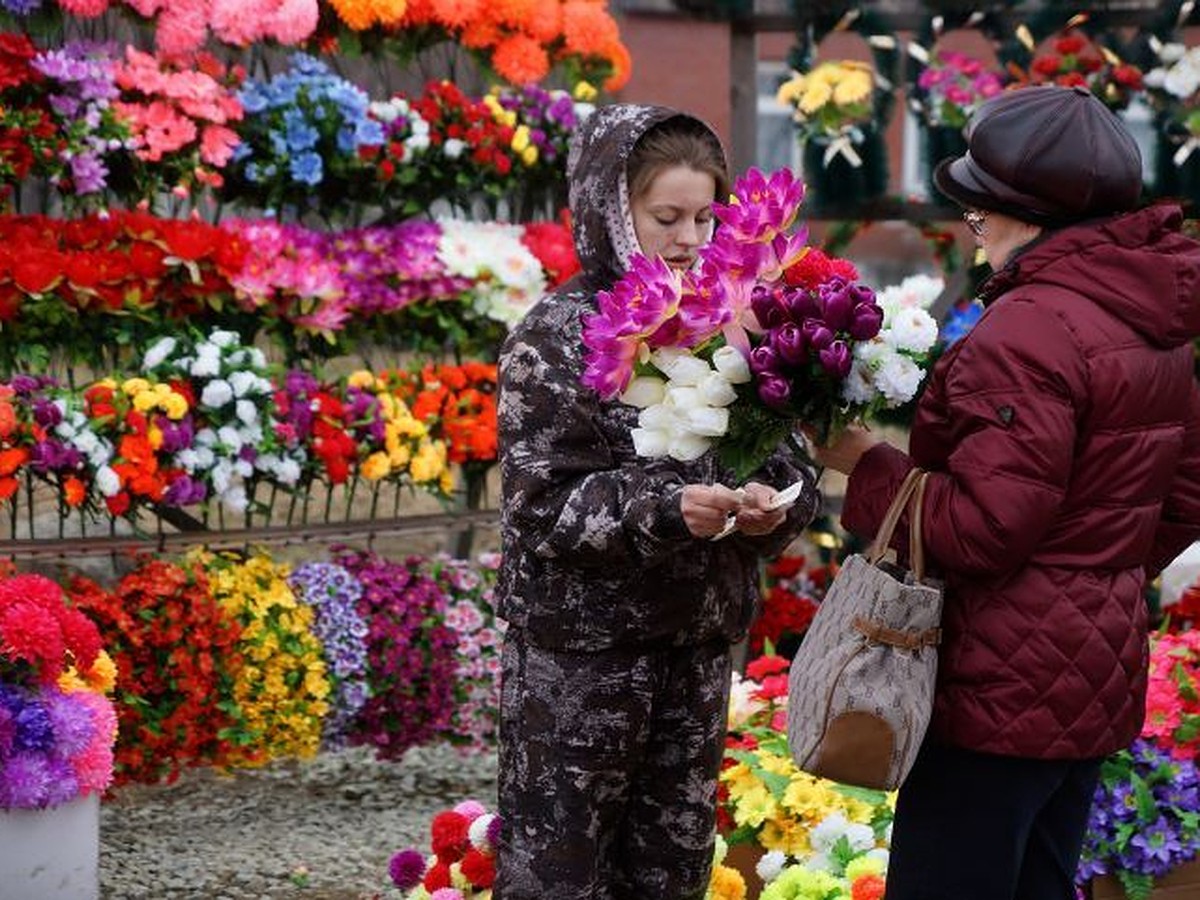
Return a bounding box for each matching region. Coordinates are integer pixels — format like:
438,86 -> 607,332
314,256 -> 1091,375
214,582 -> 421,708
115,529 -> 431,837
289,562 -> 370,749
317,222 -> 471,317
334,550 -> 457,761
0,683 -> 92,809
0,0 -> 43,14
424,554 -> 505,753
31,41 -> 131,197
493,85 -> 580,165
747,276 -> 882,411
1077,738 -> 1200,886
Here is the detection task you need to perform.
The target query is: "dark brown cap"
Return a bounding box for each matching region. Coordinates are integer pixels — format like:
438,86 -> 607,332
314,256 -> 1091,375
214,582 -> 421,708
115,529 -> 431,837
933,84 -> 1143,226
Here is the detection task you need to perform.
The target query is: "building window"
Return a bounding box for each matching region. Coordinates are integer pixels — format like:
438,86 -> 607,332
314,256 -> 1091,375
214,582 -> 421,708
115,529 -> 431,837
757,61 -> 801,172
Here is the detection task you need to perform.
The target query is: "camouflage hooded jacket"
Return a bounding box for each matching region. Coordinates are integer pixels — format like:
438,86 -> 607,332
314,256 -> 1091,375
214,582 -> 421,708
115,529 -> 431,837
495,104 -> 818,652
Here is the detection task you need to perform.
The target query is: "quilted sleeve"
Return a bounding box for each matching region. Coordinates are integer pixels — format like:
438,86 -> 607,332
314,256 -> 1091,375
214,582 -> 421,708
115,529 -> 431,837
844,298 -> 1087,577
498,315 -> 695,570
1146,381 -> 1200,578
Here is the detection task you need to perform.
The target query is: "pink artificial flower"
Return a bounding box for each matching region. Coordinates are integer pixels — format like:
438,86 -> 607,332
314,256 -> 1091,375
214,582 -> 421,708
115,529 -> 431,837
713,166 -> 806,244
129,100 -> 198,159
210,0 -> 267,45
266,0 -> 320,45
115,46 -> 168,95
154,0 -> 209,55
70,691 -> 117,795
199,123 -> 240,167
123,0 -> 166,16
58,0 -> 110,16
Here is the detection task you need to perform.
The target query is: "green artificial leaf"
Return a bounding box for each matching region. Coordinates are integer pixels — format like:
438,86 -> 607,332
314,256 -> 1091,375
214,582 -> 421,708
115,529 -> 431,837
1117,869 -> 1155,900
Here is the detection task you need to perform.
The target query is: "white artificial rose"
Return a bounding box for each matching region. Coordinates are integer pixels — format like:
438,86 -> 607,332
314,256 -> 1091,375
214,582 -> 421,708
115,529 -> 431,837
876,352 -> 924,405
652,349 -> 712,386
94,465 -> 121,497
142,336 -> 177,370
711,345 -> 752,383
631,427 -> 671,458
698,372 -> 737,407
664,385 -> 704,411
684,405 -> 729,437
621,376 -> 667,408
668,431 -> 711,462
841,358 -> 879,405
884,307 -> 939,354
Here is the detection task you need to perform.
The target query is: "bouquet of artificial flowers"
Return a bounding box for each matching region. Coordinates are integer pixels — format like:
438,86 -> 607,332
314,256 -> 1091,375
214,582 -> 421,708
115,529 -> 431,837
581,166 -> 938,479
911,48 -> 1004,130
776,61 -> 878,166
1018,30 -> 1143,111
1142,630 -> 1200,761
388,799 -> 500,898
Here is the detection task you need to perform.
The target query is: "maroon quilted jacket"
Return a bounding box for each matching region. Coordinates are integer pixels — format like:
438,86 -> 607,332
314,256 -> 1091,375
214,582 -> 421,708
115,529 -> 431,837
842,204 -> 1200,759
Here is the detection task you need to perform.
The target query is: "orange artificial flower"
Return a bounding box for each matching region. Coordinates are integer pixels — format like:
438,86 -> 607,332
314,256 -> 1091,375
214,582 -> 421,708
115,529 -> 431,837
851,874 -> 887,900
0,446 -> 27,476
428,0 -> 479,28
603,38 -> 632,92
561,1 -> 619,57
524,0 -> 563,44
63,476 -> 86,508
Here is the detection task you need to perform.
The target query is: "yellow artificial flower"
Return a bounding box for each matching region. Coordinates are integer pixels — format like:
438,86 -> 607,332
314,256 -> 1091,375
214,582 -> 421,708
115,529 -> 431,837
845,855 -> 886,880
776,75 -> 805,106
121,377 -> 151,396
759,815 -> 812,856
347,370 -> 376,390
512,124 -> 531,153
798,81 -> 833,115
162,392 -> 189,420
731,783 -> 776,828
361,451 -> 391,481
707,865 -> 747,900
521,145 -> 539,166
833,70 -> 873,106
147,424 -> 163,450
573,80 -> 598,101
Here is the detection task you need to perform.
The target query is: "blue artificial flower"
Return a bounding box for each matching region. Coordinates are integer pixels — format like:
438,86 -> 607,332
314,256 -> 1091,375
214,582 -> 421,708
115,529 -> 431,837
289,151 -> 323,186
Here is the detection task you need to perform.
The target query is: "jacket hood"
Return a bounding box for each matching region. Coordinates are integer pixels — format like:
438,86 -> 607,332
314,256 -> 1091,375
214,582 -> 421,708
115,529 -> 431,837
980,204 -> 1200,348
566,104 -> 725,292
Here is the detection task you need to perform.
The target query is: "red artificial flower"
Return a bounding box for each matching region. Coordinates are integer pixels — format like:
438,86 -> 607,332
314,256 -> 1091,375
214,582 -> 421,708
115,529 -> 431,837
459,848 -> 496,888
756,673 -> 789,701
0,600 -> 65,678
422,861 -> 452,892
851,873 -> 887,900
63,475 -> 86,507
430,810 -> 471,860
745,654 -> 790,681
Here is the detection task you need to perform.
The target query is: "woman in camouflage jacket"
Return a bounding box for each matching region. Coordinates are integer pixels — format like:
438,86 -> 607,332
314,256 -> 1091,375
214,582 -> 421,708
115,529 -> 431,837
494,104 -> 819,899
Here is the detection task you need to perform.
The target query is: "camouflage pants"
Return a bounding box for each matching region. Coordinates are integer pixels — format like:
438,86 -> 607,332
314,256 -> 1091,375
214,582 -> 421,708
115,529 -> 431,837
494,629 -> 733,900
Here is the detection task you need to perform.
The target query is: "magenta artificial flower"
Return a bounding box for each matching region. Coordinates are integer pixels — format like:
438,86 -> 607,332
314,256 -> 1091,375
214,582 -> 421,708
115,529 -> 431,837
389,848 -> 427,891
713,166 -> 806,242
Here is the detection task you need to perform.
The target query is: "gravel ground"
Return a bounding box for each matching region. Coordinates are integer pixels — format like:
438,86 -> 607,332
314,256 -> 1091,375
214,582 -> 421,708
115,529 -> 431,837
99,745 -> 499,900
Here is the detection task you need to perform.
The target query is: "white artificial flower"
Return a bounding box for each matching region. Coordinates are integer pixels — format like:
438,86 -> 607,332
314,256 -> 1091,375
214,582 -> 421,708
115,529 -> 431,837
74,429 -> 99,456
875,353 -> 924,405
222,484 -> 248,513
193,446 -> 215,470
200,380 -> 234,409
468,814 -> 498,852
664,385 -> 705,412
190,347 -> 221,378
217,425 -> 242,450
867,847 -> 891,868
142,336 -> 177,370
638,404 -> 676,431
842,358 -> 880,406
211,460 -> 233,495
804,853 -> 836,873
652,349 -> 711,386
884,307 -> 939,355
234,458 -> 253,478
235,399 -> 258,426
621,376 -> 667,408
809,813 -> 850,854
368,99 -> 400,123
845,822 -> 876,853
756,850 -> 788,884
631,426 -> 671,458
273,457 -> 302,485
698,372 -> 738,407
247,348 -> 267,370
176,448 -> 199,471
727,672 -> 761,728
712,345 -> 752,383
1161,42 -> 1188,64
209,329 -> 238,348
668,432 -> 712,462
94,465 -> 121,497
683,405 -> 729,438
443,138 -> 466,159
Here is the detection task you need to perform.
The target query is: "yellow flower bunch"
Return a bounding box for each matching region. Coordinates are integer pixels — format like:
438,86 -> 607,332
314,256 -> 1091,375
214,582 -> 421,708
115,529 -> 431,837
120,378 -> 189,421
706,835 -> 747,900
193,550 -> 330,766
59,648 -> 118,695
348,370 -> 454,496
776,60 -> 876,143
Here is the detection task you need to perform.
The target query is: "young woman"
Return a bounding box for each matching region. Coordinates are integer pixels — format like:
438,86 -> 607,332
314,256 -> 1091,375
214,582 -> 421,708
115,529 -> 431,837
493,105 -> 819,899
814,85 -> 1200,900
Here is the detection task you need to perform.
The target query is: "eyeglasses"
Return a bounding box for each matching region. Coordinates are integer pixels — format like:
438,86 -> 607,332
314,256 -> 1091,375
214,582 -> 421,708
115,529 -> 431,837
963,209 -> 987,237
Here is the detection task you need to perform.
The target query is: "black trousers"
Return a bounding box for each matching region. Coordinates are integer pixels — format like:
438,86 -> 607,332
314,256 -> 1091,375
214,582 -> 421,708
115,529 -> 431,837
886,740 -> 1102,900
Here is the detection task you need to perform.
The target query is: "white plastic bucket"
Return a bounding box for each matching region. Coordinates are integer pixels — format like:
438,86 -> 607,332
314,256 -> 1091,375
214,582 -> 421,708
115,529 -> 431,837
0,793 -> 100,900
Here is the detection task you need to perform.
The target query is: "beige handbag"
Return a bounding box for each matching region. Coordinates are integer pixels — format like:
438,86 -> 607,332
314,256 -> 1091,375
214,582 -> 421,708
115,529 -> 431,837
785,468 -> 943,791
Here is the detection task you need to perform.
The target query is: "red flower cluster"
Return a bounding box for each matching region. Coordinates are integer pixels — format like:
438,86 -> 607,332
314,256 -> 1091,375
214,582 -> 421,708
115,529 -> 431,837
411,81 -> 517,180
783,247 -> 860,293
0,34 -> 60,203
520,215 -> 581,288
0,212 -> 245,325
748,554 -> 833,659
0,571 -> 102,683
68,558 -> 244,785
1022,31 -> 1143,109
393,361 -> 498,465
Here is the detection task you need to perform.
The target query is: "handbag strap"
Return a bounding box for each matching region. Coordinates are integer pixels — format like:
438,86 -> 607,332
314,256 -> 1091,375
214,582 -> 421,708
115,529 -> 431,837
866,468 -> 929,582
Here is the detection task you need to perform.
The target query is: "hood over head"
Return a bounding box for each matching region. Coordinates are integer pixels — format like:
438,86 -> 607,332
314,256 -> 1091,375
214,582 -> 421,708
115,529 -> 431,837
566,104 -> 727,291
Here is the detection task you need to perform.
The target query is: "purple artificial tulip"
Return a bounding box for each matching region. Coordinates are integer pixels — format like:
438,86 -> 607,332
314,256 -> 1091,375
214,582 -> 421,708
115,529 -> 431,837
757,373 -> 793,410
749,344 -> 781,376
750,284 -> 786,330
802,319 -> 834,351
819,279 -> 854,332
847,301 -> 884,340
783,286 -> 820,323
819,340 -> 853,379
770,322 -> 808,366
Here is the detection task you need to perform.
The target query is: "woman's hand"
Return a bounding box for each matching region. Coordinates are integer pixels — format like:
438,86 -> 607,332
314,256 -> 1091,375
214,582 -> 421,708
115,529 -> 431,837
681,484 -> 745,539
734,481 -> 788,536
806,424 -> 880,475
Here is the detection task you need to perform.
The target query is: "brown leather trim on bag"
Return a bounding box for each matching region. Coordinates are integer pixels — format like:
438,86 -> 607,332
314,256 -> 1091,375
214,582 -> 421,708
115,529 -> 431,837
813,710 -> 896,790
852,615 -> 941,652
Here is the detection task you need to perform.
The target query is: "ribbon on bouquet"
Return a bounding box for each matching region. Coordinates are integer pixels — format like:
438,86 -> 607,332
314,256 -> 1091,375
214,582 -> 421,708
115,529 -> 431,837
822,128 -> 865,168
1175,136 -> 1200,167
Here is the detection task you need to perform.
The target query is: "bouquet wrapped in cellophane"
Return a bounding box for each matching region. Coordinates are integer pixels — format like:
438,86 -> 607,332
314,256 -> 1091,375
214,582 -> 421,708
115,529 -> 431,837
581,167 -> 938,479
